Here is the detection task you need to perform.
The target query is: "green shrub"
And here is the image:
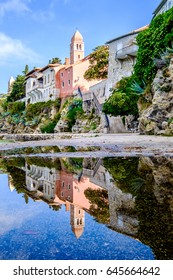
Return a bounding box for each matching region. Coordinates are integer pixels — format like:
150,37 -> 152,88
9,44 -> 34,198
7,101 -> 25,116
53,112 -> 61,123
66,98 -> 83,130
103,76 -> 139,117
40,120 -> 56,133
54,98 -> 61,110
26,100 -> 59,120
133,7 -> 173,84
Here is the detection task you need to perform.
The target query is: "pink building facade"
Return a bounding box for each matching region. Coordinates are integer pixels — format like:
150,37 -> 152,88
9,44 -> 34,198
25,30 -> 101,103
56,30 -> 101,99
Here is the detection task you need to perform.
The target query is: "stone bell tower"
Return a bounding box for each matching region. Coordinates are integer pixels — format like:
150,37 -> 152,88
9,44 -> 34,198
70,30 -> 84,64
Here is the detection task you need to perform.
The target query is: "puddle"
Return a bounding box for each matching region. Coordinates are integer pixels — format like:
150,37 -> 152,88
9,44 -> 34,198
0,155 -> 172,260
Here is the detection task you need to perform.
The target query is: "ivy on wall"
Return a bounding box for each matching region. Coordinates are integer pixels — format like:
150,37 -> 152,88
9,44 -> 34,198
103,7 -> 173,117
133,7 -> 173,83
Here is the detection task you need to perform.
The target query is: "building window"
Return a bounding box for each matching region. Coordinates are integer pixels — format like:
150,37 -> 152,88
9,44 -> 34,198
48,74 -> 50,83
48,186 -> 50,195
44,76 -> 46,85
51,71 -> 54,81
61,191 -> 64,197
78,210 -> 80,214
78,55 -> 80,59
62,181 -> 65,188
68,184 -> 71,190
62,81 -> 64,87
61,72 -> 63,77
68,80 -> 71,85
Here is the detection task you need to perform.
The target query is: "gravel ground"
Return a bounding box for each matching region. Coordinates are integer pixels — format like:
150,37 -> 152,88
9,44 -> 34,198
0,133 -> 173,157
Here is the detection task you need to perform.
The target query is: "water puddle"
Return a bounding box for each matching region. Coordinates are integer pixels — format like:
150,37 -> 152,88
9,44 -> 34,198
0,155 -> 172,260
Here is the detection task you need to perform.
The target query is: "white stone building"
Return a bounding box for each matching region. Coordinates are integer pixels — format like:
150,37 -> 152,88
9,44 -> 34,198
25,163 -> 58,202
25,64 -> 62,105
153,0 -> 173,17
105,25 -> 148,98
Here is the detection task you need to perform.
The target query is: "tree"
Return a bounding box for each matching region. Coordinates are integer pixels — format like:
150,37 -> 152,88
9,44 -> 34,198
84,188 -> 110,224
84,45 -> 109,80
49,57 -> 62,64
7,75 -> 25,102
102,77 -> 139,117
22,64 -> 29,75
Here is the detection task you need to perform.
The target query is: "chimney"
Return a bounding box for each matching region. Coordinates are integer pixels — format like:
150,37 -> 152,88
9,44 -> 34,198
65,57 -> 70,65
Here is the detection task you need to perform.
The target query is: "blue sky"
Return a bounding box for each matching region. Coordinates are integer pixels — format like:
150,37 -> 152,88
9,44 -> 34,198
0,0 -> 161,93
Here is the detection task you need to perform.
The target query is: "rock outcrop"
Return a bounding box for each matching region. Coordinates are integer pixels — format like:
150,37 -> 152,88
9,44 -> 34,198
139,58 -> 173,135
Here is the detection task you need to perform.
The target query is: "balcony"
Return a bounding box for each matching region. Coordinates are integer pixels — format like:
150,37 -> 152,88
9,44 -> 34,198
115,44 -> 138,60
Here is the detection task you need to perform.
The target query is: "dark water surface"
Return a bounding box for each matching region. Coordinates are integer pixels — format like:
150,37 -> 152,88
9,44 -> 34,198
0,155 -> 172,260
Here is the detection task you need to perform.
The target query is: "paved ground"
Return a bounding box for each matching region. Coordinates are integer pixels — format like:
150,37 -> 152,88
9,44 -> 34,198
0,133 -> 173,157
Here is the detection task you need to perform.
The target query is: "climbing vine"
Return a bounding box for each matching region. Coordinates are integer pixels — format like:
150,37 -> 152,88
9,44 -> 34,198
103,8 -> 173,117
133,7 -> 173,84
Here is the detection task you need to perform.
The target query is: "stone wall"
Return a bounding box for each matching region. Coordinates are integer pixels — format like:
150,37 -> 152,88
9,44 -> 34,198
106,33 -> 137,98
139,57 -> 173,135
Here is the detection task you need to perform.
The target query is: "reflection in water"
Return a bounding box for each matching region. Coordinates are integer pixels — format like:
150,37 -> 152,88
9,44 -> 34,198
0,155 -> 172,260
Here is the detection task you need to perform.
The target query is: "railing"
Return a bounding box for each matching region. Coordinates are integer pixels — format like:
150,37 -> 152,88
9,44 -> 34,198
78,87 -> 83,98
32,82 -> 43,90
92,159 -> 102,177
92,92 -> 102,112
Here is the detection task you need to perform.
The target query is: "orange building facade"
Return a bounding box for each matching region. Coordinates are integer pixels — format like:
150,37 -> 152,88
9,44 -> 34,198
56,30 -> 100,99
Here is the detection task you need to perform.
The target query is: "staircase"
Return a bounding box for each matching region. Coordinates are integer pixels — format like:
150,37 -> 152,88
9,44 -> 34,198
92,92 -> 109,129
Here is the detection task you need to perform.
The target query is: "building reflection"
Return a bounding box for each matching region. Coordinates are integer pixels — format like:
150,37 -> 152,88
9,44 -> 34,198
22,159 -> 105,238
2,156 -> 173,259
6,158 -> 140,238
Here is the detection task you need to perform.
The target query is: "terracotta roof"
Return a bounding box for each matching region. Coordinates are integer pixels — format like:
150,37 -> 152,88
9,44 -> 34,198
25,68 -> 41,77
39,63 -> 62,72
25,74 -> 37,80
72,227 -> 84,239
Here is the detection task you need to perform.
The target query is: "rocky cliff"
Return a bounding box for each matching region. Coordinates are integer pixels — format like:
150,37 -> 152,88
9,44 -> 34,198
139,57 -> 173,135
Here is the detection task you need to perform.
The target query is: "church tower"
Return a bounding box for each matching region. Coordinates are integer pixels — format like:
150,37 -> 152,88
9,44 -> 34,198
70,30 -> 84,64
7,76 -> 15,94
70,205 -> 85,239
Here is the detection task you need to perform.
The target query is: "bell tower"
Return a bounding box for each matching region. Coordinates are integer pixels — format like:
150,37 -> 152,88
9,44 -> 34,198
70,205 -> 85,239
70,30 -> 84,64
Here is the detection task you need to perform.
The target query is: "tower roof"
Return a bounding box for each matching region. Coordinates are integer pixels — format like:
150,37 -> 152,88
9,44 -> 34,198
9,76 -> 15,83
72,227 -> 84,239
71,30 -> 83,42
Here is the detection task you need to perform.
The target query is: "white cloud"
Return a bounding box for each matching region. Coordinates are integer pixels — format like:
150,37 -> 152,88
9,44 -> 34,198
0,0 -> 31,17
0,206 -> 42,235
0,0 -> 55,23
0,32 -> 42,64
